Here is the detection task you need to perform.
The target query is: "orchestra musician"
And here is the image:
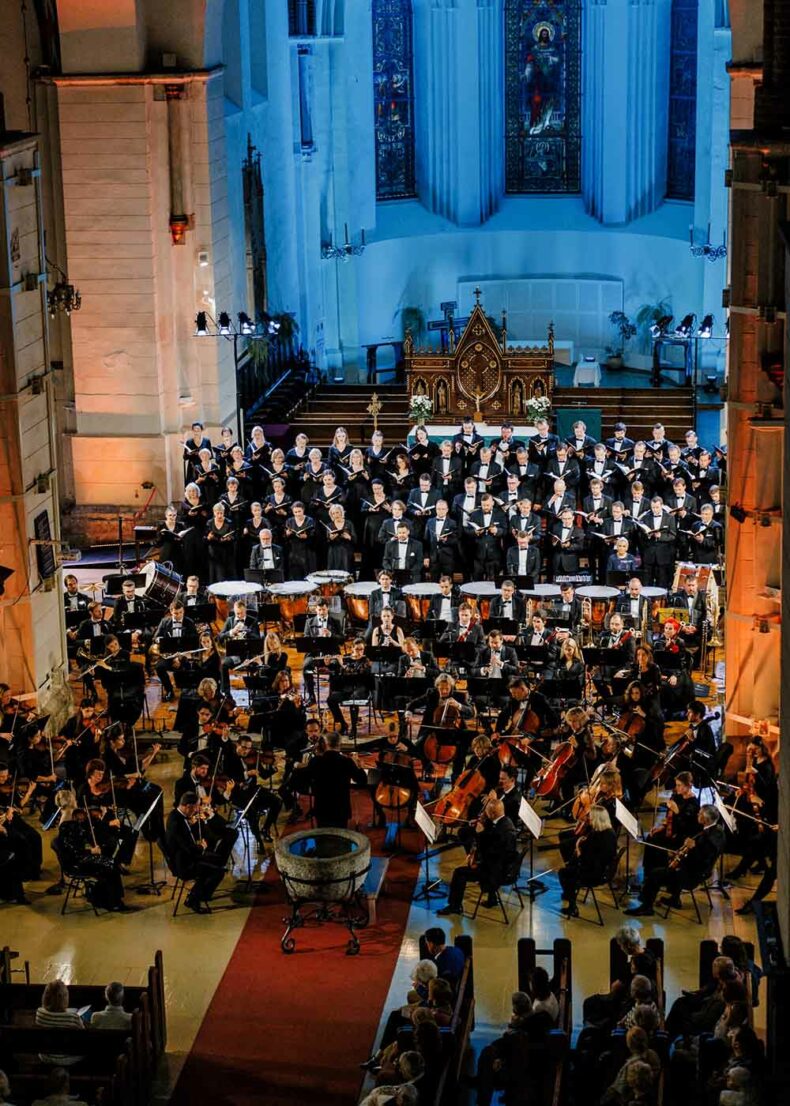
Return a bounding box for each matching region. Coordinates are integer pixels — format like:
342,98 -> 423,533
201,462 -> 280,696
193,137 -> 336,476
173,753 -> 239,862
79,758 -> 138,866
165,791 -> 227,914
396,637 -> 439,681
474,630 -> 519,682
220,734 -> 282,845
437,797 -> 518,916
625,804 -> 726,916
553,706 -> 603,808
368,569 -> 406,621
637,770 -> 699,886
305,731 -> 367,828
488,579 -> 526,627
440,603 -> 485,651
63,574 -> 91,613
75,601 -> 111,700
154,600 -> 200,702
557,804 -> 618,918
98,636 -> 146,729
326,638 -> 372,735
302,598 -> 345,706
426,575 -> 459,625
102,729 -> 165,844
56,792 -> 131,912
218,599 -> 262,694
0,759 -> 42,882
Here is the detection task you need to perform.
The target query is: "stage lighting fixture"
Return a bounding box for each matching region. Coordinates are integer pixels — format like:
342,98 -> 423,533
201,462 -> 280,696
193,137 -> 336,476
674,314 -> 696,337
217,312 -> 232,335
703,375 -> 719,394
650,315 -> 673,338
729,504 -> 747,524
0,565 -> 13,597
698,314 -> 714,337
238,312 -> 254,336
267,318 -> 281,336
194,312 -> 208,336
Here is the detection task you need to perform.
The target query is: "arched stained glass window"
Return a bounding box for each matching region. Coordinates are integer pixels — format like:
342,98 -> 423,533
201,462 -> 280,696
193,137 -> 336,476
666,0 -> 698,200
372,0 -> 416,200
505,0 -> 582,193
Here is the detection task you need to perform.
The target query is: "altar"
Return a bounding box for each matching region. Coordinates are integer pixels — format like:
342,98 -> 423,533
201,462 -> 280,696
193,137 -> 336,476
407,423 -> 537,445
404,291 -> 555,423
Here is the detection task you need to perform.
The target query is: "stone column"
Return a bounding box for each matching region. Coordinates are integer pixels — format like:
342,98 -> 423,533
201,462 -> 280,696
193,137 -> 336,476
583,0 -> 672,225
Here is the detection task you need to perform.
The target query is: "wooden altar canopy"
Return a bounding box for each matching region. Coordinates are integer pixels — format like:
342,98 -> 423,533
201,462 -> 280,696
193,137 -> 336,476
404,298 -> 554,422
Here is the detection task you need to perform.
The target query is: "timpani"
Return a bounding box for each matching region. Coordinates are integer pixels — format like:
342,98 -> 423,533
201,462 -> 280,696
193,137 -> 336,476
343,580 -> 379,622
402,582 -> 442,622
577,585 -> 620,632
459,581 -> 498,622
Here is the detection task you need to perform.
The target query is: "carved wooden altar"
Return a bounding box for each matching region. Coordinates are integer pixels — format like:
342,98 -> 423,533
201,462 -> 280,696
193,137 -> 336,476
404,302 -> 554,422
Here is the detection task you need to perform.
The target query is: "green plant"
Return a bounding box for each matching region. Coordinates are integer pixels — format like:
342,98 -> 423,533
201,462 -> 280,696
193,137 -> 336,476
271,312 -> 299,343
606,311 -> 637,357
400,306 -> 426,344
244,335 -> 269,368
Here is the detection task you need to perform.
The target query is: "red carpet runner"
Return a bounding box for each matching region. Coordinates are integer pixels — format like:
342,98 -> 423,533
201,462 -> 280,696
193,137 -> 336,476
170,816 -> 420,1106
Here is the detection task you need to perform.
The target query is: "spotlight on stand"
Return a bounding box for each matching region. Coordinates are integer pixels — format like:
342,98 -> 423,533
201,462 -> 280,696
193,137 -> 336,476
238,312 -> 255,336
217,311 -> 232,335
697,314 -> 714,338
650,315 -> 673,339
267,318 -> 281,336
729,504 -> 747,524
194,311 -> 208,336
674,314 -> 696,337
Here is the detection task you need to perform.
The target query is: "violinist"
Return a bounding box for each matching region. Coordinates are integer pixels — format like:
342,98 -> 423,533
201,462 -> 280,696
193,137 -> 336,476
222,734 -> 282,845
655,620 -> 694,718
56,793 -> 131,912
732,738 -> 778,914
0,804 -> 30,904
59,700 -> 105,785
175,678 -> 234,764
437,797 -> 517,916
672,700 -> 718,784
326,638 -> 372,735
173,754 -> 238,862
0,760 -> 42,881
625,804 -> 725,916
165,792 -> 227,914
560,763 -> 622,862
638,770 -> 699,884
15,727 -> 58,810
102,730 -> 165,845
79,759 -> 137,866
557,804 -> 617,918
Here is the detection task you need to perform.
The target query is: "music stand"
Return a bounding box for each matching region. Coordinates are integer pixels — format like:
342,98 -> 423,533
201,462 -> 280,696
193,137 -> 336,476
367,646 -> 404,671
482,617 -> 520,636
129,791 -> 167,895
605,570 -> 631,589
103,573 -> 147,596
614,797 -> 642,895
540,678 -> 585,706
412,801 -> 445,901
518,796 -> 547,899
224,639 -> 265,660
514,644 -> 549,670
294,637 -> 342,711
181,602 -> 216,624
65,610 -> 85,629
420,618 -> 448,640
234,789 -> 265,888
496,575 -> 535,591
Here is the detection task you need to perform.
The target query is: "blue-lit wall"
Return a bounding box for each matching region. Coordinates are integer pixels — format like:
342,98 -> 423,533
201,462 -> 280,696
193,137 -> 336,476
219,0 -> 730,381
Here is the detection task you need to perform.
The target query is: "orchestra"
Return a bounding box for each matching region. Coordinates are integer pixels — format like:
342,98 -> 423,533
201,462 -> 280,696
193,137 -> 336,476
5,413 -> 768,926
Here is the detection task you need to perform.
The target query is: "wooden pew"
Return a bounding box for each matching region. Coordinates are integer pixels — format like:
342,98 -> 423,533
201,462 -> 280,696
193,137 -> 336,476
516,938 -> 573,1106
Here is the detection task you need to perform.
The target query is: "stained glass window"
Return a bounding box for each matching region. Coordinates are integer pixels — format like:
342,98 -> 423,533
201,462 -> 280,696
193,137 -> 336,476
372,0 -> 416,201
667,0 -> 698,201
505,0 -> 582,194
288,0 -> 315,37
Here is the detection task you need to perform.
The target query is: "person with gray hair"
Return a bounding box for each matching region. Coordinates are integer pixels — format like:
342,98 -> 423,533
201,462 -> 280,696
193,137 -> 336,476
625,803 -> 725,916
90,982 -> 132,1030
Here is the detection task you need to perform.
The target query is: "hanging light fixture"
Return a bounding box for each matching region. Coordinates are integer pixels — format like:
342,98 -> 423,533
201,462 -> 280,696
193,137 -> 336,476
217,311 -> 232,335
195,312 -> 209,336
697,314 -> 714,338
238,312 -> 255,335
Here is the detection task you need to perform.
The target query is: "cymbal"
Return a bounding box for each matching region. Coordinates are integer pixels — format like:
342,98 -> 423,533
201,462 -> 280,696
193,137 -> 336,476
82,581 -> 105,593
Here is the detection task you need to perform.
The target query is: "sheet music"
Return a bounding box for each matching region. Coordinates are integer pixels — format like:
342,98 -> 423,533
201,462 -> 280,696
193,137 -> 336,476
615,797 -> 641,841
415,801 -> 436,844
518,796 -> 543,840
713,791 -> 737,834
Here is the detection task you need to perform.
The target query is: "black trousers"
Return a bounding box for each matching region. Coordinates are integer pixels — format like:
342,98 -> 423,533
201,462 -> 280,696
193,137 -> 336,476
640,864 -> 688,906
181,854 -> 226,903
447,862 -> 493,909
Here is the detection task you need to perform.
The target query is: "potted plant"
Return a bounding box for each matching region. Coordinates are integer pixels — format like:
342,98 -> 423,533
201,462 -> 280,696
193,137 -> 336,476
408,393 -> 433,427
524,394 -> 552,425
605,311 -> 637,369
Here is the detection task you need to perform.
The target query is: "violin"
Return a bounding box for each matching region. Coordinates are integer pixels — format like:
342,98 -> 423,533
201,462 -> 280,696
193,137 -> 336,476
668,832 -> 701,869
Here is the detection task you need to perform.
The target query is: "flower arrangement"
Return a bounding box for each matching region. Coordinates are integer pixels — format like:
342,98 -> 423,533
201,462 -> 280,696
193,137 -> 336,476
524,394 -> 552,424
409,394 -> 434,426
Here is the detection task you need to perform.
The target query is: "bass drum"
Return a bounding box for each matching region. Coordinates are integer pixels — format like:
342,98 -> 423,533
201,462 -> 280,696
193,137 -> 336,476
142,561 -> 183,608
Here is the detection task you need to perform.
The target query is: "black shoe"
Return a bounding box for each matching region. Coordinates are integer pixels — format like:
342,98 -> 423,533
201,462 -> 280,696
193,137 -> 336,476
437,904 -> 462,916
735,901 -> 755,916
185,897 -> 210,915
483,895 -> 498,908
14,895 -> 31,906
725,868 -> 746,881
624,903 -> 655,916
560,904 -> 579,918
112,902 -> 139,913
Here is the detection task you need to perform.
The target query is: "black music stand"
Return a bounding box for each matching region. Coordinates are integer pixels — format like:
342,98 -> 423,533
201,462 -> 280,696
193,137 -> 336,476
367,646 -> 404,672
129,791 -> 167,896
244,567 -> 283,586
514,644 -> 549,672
482,617 -> 520,636
540,678 -> 585,706
181,602 -> 216,624
224,639 -> 265,660
412,802 -> 446,903
329,672 -> 375,744
294,637 -> 343,713
419,618 -> 448,641
605,570 -> 631,589
103,573 -> 147,596
65,610 -> 86,630
495,575 -> 535,590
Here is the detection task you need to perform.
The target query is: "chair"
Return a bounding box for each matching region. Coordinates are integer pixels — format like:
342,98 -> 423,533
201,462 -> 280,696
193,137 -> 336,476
578,846 -> 625,926
658,874 -> 714,924
170,875 -> 209,917
470,846 -> 528,925
51,838 -> 101,917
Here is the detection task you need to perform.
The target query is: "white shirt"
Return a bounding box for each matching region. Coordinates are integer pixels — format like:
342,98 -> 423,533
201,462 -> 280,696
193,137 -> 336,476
518,550 -> 529,574
463,495 -> 476,512
171,620 -> 182,638
420,491 -> 429,506
561,527 -> 571,542
380,591 -> 391,607
439,596 -> 452,621
483,513 -> 492,527
434,519 -> 445,538
502,600 -> 513,618
612,520 -> 623,535
67,595 -> 80,610
91,621 -> 102,637
261,548 -> 274,568
442,458 -> 450,474
652,514 -> 663,531
397,541 -> 408,568
530,632 -> 544,646
629,599 -> 641,617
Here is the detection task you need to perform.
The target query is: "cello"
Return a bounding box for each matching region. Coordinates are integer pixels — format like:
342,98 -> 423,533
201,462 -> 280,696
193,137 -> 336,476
532,735 -> 577,798
423,696 -> 464,765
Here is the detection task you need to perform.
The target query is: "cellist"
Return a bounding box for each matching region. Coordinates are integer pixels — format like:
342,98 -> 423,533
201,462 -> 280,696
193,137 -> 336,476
554,706 -> 602,808
406,673 -> 473,780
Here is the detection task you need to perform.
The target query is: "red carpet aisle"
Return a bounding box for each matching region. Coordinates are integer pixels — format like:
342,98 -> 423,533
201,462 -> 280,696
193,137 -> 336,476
170,815 -> 420,1106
